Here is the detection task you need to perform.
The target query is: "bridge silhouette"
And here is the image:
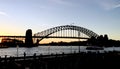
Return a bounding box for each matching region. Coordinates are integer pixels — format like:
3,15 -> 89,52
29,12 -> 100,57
0,25 -> 99,45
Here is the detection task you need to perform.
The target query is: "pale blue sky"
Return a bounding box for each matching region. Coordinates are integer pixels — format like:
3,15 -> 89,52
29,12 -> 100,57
0,0 -> 120,40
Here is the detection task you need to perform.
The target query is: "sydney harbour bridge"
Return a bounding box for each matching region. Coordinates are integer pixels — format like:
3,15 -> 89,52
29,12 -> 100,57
0,25 -> 99,46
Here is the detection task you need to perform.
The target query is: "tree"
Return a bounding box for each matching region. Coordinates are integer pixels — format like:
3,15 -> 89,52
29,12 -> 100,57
104,34 -> 108,41
97,35 -> 104,46
87,36 -> 97,46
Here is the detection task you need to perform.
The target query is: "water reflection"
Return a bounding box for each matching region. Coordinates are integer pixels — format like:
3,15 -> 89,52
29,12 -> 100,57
0,46 -> 119,57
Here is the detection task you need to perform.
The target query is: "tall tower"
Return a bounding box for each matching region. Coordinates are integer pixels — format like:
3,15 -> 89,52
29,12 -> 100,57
25,29 -> 33,47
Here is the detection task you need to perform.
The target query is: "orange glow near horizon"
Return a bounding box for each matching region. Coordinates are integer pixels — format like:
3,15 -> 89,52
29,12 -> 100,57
39,38 -> 85,44
0,24 -> 26,36
0,39 -> 1,43
0,30 -> 25,36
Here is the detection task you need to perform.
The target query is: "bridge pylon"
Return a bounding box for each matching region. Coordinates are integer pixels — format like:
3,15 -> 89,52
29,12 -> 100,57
25,29 -> 33,47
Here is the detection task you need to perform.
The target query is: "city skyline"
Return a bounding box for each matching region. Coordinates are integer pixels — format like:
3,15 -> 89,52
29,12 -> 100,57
0,0 -> 120,40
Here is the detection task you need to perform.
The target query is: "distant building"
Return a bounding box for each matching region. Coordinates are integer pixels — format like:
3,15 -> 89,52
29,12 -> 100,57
1,38 -> 23,47
1,38 -> 23,44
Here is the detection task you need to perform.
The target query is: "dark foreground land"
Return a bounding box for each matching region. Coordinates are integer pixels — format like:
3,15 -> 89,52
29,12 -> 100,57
0,51 -> 120,69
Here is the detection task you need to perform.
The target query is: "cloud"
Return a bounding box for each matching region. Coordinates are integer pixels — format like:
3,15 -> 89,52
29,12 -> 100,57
113,3 -> 120,9
50,0 -> 67,4
96,0 -> 120,10
49,0 -> 73,6
0,11 -> 8,16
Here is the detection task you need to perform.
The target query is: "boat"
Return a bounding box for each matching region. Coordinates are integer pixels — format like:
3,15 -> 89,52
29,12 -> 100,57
86,46 -> 104,50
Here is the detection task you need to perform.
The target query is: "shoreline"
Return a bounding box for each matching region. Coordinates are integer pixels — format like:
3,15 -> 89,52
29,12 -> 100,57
0,51 -> 120,69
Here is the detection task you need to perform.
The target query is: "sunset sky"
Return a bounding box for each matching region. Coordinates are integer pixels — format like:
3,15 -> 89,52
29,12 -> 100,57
0,0 -> 120,40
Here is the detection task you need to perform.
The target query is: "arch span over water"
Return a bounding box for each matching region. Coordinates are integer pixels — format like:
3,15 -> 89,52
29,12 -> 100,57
34,25 -> 99,38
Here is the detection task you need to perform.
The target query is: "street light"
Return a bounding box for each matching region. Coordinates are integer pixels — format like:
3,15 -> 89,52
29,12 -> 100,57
17,45 -> 19,57
78,31 -> 80,53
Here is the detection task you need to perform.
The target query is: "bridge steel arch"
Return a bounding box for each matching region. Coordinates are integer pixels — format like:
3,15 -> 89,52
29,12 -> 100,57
34,25 -> 99,43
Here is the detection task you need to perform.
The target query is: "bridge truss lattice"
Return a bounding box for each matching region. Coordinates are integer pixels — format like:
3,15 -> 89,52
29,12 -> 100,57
34,25 -> 99,43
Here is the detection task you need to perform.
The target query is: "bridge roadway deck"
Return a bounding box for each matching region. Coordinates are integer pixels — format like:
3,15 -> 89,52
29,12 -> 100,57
0,36 -> 89,39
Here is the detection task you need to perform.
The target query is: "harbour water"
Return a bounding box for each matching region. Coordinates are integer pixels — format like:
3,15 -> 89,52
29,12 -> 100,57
0,46 -> 119,57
